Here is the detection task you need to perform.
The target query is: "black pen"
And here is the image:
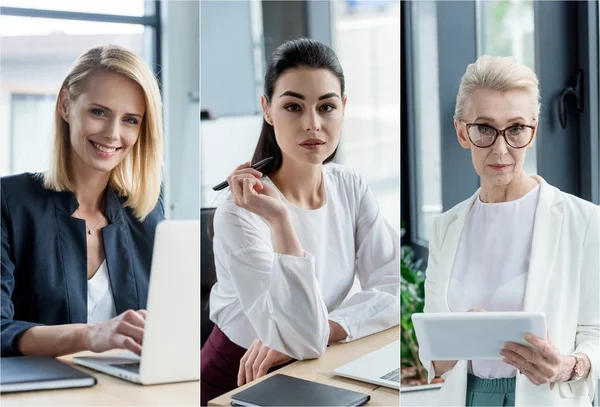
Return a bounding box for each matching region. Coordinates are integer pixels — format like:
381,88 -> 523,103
212,157 -> 274,191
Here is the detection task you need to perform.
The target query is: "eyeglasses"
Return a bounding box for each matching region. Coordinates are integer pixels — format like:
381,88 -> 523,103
463,122 -> 536,148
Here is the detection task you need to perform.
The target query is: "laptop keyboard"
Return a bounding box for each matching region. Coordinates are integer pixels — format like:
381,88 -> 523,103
112,362 -> 140,373
380,368 -> 400,383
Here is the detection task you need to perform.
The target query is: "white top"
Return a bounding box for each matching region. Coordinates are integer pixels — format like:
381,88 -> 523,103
448,183 -> 540,379
209,164 -> 400,360
87,260 -> 118,323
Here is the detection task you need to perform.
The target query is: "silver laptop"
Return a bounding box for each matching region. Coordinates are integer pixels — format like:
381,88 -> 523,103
73,220 -> 200,385
334,339 -> 400,390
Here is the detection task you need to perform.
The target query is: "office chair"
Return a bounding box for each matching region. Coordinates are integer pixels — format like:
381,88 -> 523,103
201,207 -> 217,348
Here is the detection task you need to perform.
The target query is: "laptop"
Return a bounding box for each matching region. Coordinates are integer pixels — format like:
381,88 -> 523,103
334,340 -> 400,390
73,220 -> 200,385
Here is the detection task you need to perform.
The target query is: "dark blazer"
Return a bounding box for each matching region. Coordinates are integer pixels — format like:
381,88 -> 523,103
1,173 -> 165,356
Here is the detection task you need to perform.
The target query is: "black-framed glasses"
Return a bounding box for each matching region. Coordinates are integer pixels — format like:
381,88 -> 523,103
463,122 -> 536,148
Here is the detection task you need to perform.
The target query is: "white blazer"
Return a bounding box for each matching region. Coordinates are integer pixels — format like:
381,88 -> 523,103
421,176 -> 599,406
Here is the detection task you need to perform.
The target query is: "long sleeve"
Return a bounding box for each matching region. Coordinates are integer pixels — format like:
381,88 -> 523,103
327,181 -> 400,342
1,184 -> 43,357
211,202 -> 329,360
421,216 -> 440,384
558,206 -> 600,402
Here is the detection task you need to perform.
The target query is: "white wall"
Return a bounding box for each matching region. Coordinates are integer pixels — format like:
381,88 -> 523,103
200,115 -> 263,208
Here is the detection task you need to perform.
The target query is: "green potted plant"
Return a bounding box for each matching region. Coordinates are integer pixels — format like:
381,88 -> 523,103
400,225 -> 442,386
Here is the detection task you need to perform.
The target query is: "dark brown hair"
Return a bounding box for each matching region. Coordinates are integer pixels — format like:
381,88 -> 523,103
251,38 -> 345,174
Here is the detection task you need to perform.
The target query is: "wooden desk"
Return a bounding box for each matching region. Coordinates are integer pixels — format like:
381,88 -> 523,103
208,326 -> 399,406
1,351 -> 200,406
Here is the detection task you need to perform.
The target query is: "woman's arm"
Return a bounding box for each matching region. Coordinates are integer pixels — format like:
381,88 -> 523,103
1,185 -> 44,356
419,216 -> 459,382
558,206 -> 600,400
327,183 -> 400,343
213,204 -> 329,360
15,309 -> 147,357
15,325 -> 88,356
270,213 -> 304,258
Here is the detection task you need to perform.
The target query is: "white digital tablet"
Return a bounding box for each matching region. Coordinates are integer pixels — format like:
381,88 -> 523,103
411,312 -> 546,361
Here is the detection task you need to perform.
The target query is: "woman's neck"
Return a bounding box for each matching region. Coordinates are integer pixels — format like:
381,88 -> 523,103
479,172 -> 538,203
70,159 -> 111,213
270,158 -> 324,210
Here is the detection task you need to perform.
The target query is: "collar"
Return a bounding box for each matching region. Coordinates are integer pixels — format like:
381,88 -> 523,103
51,184 -> 125,224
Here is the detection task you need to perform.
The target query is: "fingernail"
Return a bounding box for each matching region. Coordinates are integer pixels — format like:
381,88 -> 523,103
525,333 -> 532,340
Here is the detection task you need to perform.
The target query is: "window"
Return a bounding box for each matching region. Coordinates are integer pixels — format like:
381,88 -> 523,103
332,0 -> 401,233
0,2 -> 158,176
477,0 -> 537,176
0,0 -> 146,16
409,0 -> 442,244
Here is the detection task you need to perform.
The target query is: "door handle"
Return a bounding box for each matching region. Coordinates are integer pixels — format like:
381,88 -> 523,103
558,69 -> 583,129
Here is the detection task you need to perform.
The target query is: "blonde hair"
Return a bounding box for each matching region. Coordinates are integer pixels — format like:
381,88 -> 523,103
454,55 -> 541,122
45,45 -> 164,220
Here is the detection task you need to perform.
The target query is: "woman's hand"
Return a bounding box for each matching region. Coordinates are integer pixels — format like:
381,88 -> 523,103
328,320 -> 348,344
500,331 -> 574,387
237,339 -> 292,386
86,309 -> 146,356
227,162 -> 287,225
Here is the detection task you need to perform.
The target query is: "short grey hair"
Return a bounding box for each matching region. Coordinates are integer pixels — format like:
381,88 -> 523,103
454,55 -> 541,122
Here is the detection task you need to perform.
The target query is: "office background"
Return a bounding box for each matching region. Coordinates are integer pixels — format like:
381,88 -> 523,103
200,0 -> 401,234
0,0 -> 200,220
400,0 -> 599,402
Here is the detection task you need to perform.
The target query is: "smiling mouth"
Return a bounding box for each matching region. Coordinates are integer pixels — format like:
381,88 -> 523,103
90,140 -> 122,154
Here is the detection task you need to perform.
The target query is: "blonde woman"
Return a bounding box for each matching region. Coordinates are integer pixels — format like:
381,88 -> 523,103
419,55 -> 599,406
1,45 -> 165,357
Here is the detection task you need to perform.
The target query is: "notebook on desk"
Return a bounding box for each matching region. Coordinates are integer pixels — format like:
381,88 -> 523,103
230,374 -> 370,406
0,356 -> 96,393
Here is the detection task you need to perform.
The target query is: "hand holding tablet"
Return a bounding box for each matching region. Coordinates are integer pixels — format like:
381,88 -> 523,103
412,311 -> 547,361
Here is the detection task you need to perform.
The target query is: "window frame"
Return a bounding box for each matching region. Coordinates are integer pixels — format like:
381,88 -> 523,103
0,4 -> 162,82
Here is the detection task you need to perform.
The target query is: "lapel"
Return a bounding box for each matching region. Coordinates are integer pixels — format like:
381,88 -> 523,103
52,186 -> 139,322
52,190 -> 88,323
522,176 -> 564,312
102,188 -> 139,313
438,190 -> 480,312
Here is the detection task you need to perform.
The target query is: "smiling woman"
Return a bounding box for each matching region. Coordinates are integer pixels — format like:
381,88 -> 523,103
60,71 -> 145,176
1,45 -> 165,358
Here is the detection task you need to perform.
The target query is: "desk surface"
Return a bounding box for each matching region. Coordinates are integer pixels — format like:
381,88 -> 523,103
208,326 -> 399,406
1,351 -> 200,406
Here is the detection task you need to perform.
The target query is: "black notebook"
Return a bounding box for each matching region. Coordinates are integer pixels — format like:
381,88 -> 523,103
230,374 -> 370,406
0,356 -> 97,393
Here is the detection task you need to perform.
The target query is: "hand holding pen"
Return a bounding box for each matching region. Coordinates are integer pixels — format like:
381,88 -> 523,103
219,157 -> 288,225
212,157 -> 273,191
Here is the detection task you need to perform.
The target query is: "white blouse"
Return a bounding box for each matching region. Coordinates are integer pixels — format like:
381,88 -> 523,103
448,183 -> 540,379
87,260 -> 117,323
209,164 -> 400,360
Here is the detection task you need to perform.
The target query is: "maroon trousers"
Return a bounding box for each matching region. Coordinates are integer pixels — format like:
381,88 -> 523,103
201,325 -> 247,406
200,325 -> 295,406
